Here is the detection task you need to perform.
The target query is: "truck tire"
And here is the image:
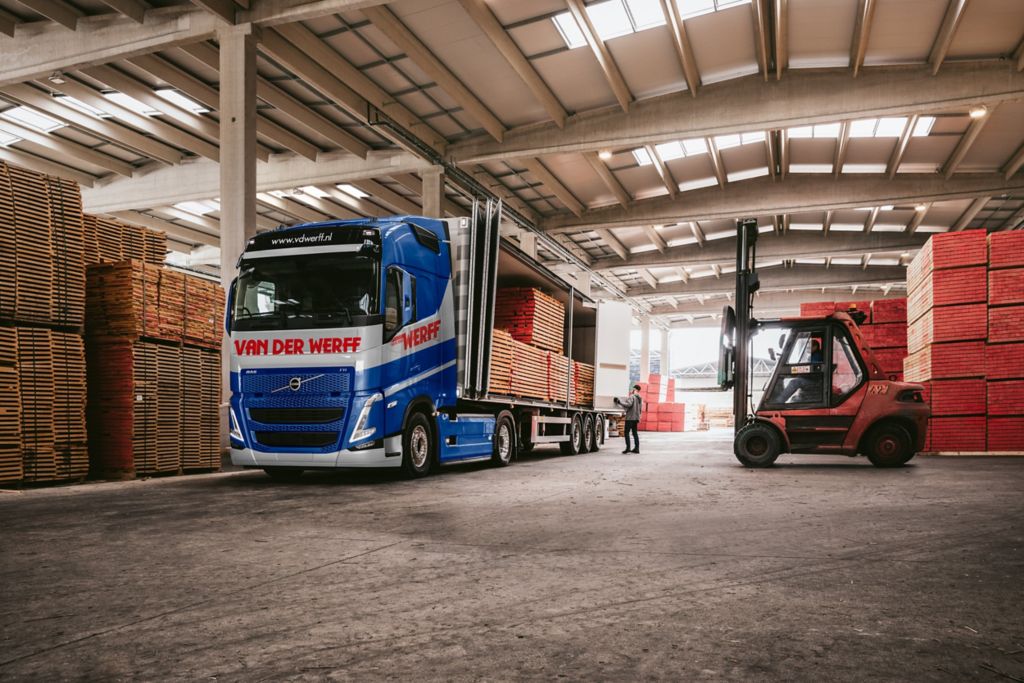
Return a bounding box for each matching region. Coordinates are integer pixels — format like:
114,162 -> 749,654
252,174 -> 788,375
734,422 -> 782,468
583,414 -> 599,453
560,413 -> 584,455
596,415 -> 606,448
401,412 -> 434,478
263,467 -> 303,482
863,422 -> 915,468
492,414 -> 515,467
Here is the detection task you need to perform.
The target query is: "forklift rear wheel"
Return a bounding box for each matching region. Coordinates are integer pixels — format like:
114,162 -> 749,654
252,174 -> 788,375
583,414 -> 597,453
492,414 -> 515,467
263,467 -> 303,482
560,414 -> 584,455
734,422 -> 782,468
401,412 -> 434,478
863,422 -> 915,468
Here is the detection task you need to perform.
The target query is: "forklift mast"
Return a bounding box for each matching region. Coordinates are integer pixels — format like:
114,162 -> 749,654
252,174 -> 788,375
732,218 -> 760,435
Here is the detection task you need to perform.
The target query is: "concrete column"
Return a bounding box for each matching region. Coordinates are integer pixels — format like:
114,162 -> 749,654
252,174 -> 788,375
421,165 -> 444,217
519,231 -> 537,260
575,271 -> 592,298
219,24 -> 257,409
639,316 -> 650,383
661,328 -> 671,378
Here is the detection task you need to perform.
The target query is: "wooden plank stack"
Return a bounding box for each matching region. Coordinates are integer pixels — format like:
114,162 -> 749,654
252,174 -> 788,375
83,213 -> 166,266
487,328 -> 595,406
799,298 -> 910,380
904,229 -> 1024,453
985,231 -> 1024,453
637,374 -> 685,432
0,327 -> 20,483
494,287 -> 565,352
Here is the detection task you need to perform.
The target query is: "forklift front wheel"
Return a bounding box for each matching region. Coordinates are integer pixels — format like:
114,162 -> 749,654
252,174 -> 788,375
734,422 -> 782,468
863,422 -> 915,468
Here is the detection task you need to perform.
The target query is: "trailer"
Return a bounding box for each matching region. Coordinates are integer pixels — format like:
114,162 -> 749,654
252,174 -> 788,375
226,202 -> 630,479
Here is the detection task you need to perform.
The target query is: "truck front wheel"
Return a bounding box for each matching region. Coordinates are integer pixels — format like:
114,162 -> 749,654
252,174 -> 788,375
401,412 -> 434,478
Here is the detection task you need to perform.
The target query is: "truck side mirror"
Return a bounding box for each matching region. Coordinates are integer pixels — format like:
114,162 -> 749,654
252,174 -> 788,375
768,347 -> 776,361
401,271 -> 416,326
225,278 -> 237,332
778,333 -> 787,350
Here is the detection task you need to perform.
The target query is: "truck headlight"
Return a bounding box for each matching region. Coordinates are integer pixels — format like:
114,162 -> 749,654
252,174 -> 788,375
351,393 -> 382,442
229,406 -> 244,444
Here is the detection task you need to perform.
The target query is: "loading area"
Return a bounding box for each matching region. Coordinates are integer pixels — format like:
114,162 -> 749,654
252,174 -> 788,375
2,432 -> 1022,680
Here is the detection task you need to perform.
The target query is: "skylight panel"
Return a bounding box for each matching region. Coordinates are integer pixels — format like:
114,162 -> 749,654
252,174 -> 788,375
875,117 -> 907,137
0,127 -> 21,146
678,177 -> 718,191
553,12 -> 586,49
654,140 -> 684,161
587,0 -> 633,41
788,126 -> 813,138
156,89 -> 209,114
625,0 -> 666,29
849,119 -> 877,137
269,190 -> 288,199
676,0 -> 717,18
633,147 -> 653,166
103,92 -> 160,117
714,134 -> 741,149
727,167 -> 770,182
300,185 -> 330,199
337,183 -> 370,199
682,138 -> 708,155
54,95 -> 109,118
741,131 -> 766,144
174,200 -> 218,216
812,123 -> 840,138
2,106 -> 64,132
790,163 -> 833,173
912,116 -> 935,137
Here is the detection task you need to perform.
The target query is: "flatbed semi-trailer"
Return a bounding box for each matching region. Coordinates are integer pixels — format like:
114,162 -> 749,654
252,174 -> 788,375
226,202 -> 630,479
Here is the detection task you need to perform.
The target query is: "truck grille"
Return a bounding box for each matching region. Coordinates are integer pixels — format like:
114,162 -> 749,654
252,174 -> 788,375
249,408 -> 345,424
255,432 -> 339,448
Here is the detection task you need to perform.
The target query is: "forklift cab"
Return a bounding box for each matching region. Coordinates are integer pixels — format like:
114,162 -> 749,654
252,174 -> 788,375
722,308 -> 929,468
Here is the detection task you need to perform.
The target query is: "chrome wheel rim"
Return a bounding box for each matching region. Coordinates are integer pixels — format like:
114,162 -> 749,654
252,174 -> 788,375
497,423 -> 512,462
573,420 -> 582,450
410,424 -> 429,469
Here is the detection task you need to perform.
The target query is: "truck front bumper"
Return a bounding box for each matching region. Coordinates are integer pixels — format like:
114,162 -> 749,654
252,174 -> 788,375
231,446 -> 400,469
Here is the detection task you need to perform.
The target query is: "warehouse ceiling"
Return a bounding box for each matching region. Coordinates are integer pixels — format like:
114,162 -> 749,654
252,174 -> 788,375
1,0 -> 1023,323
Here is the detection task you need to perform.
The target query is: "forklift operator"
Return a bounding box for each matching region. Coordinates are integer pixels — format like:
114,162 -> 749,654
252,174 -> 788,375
773,338 -> 825,405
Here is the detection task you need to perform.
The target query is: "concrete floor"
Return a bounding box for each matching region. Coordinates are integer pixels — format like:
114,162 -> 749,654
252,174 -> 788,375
1,431 -> 1022,682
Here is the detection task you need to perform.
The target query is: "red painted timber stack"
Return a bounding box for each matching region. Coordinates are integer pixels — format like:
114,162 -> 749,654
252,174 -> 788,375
493,287 -> 565,353
637,374 -> 685,432
799,297 -> 908,380
986,231 -> 1024,452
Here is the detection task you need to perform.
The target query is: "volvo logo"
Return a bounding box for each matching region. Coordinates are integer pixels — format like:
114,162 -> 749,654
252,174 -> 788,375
271,373 -> 325,393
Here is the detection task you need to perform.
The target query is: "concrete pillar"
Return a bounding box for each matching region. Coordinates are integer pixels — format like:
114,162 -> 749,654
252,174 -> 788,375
519,231 -> 537,260
218,24 -> 257,408
575,271 -> 592,298
661,328 -> 671,378
639,316 -> 650,383
421,165 -> 444,217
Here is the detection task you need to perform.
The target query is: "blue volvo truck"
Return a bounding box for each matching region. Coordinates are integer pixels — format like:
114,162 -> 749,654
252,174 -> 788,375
226,203 -> 629,480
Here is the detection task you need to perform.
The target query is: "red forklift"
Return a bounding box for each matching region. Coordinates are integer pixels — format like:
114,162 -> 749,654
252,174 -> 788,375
718,219 -> 930,468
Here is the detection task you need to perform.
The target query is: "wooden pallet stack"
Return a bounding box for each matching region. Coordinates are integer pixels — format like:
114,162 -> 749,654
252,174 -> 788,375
83,213 -> 167,266
86,258 -> 223,477
494,287 -> 565,352
904,230 -> 993,453
16,328 -> 88,482
986,231 -> 1024,452
0,327 -> 20,483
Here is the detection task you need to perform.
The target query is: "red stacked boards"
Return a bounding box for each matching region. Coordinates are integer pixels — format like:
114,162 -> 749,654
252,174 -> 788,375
637,374 -> 685,432
904,231 -> 990,453
494,287 -> 565,353
800,297 -> 909,380
986,231 -> 1024,452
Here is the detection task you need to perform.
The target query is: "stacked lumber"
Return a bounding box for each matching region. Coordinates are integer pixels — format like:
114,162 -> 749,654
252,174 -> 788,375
637,374 -> 685,432
86,260 -> 223,349
487,329 -> 594,406
707,407 -> 735,429
16,328 -> 88,482
0,327 -> 20,483
199,348 -> 221,470
903,230 -> 1019,453
986,231 -> 1024,453
494,287 -> 565,352
684,403 -> 709,432
799,297 -> 910,381
83,214 -> 166,266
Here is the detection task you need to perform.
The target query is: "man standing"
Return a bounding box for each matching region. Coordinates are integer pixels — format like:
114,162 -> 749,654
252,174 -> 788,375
614,384 -> 643,454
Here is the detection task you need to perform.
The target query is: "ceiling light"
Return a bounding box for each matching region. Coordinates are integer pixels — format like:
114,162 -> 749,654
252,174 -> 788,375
156,89 -> 209,114
48,71 -> 65,85
337,183 -> 370,199
969,105 -> 988,119
915,204 -> 927,212
879,205 -> 894,211
598,150 -> 613,160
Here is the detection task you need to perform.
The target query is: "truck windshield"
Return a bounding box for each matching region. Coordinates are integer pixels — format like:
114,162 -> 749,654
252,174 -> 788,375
232,253 -> 380,331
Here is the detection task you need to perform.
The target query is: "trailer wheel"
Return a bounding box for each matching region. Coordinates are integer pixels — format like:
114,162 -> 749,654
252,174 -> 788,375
734,422 -> 781,468
560,413 -> 584,455
596,415 -> 606,448
863,422 -> 915,468
401,412 -> 434,478
263,467 -> 303,482
583,414 -> 598,453
492,414 -> 515,467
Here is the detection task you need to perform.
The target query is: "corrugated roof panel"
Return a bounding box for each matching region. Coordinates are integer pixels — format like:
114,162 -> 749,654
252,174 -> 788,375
947,0 -> 1024,58
863,0 -> 947,65
788,0 -> 858,69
